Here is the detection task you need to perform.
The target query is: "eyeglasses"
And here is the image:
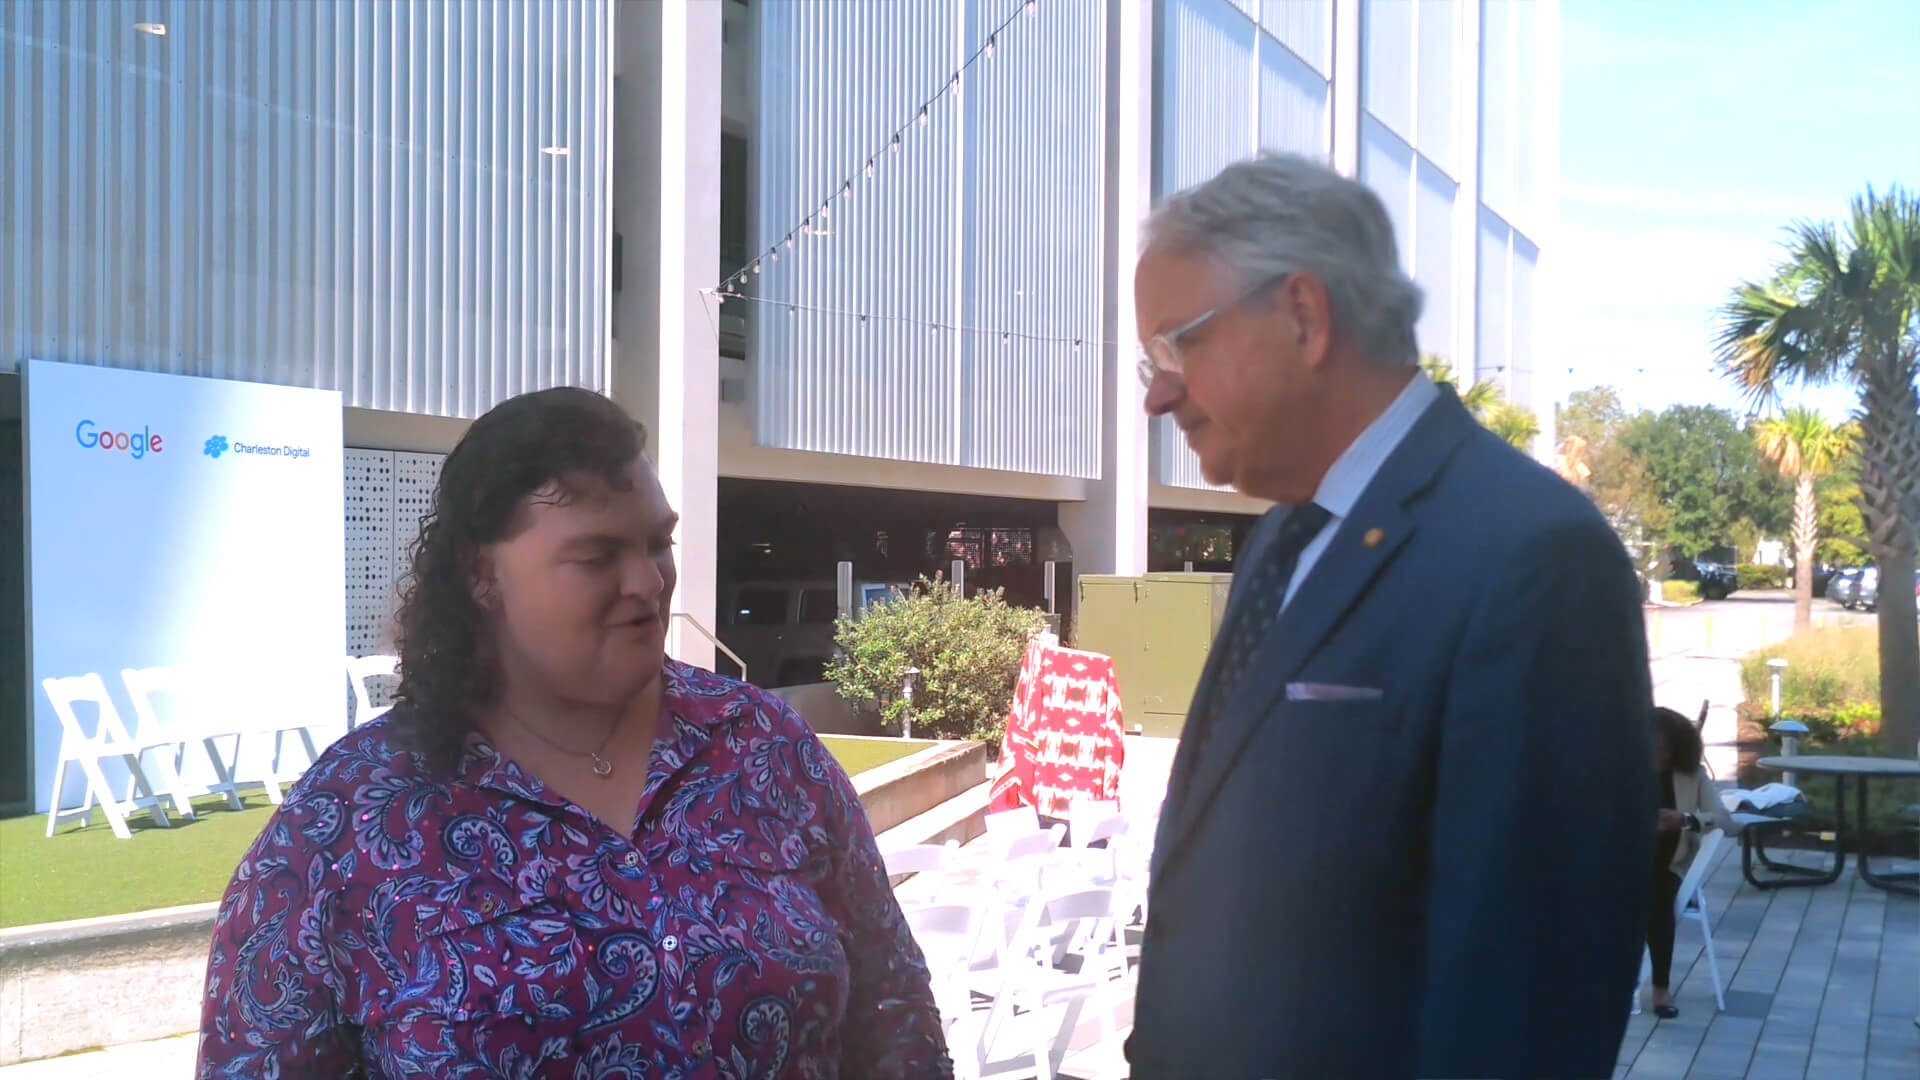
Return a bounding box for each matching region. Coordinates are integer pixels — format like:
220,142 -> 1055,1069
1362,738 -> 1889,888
1137,273 -> 1290,388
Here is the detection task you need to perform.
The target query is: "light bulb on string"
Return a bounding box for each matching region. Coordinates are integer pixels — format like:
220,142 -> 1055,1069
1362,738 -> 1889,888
891,134 -> 902,152
751,261 -> 761,276
917,107 -> 928,127
986,35 -> 995,58
769,248 -> 778,263
788,305 -> 797,317
1025,0 -> 1036,15
820,202 -> 831,220
1001,332 -> 1011,345
950,72 -> 960,92
785,235 -> 794,249
865,159 -> 875,179
841,181 -> 852,200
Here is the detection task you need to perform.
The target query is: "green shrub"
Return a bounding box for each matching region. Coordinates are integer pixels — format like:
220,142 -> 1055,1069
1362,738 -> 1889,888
825,575 -> 1048,744
1741,625 -> 1880,712
1662,580 -> 1700,603
1737,563 -> 1791,591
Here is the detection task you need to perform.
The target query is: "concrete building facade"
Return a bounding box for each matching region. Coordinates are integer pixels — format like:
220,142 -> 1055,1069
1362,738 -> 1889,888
1,0 -> 1558,731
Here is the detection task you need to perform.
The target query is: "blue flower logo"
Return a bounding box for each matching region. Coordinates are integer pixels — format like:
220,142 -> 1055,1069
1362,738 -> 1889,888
203,435 -> 229,459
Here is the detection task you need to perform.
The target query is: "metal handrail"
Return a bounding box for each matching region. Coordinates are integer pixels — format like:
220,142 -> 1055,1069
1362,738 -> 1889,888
669,612 -> 746,681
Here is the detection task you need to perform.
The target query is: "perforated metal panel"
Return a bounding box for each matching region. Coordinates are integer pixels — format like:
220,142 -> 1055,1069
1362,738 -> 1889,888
344,449 -> 396,657
393,452 -> 445,580
342,448 -> 444,681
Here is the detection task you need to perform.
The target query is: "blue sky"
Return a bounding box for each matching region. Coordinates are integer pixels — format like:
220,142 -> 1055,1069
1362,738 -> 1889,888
1554,0 -> 1920,422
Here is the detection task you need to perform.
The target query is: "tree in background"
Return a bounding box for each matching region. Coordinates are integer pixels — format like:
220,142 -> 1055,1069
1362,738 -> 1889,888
1753,407 -> 1856,631
1422,354 -> 1540,450
1716,185 -> 1920,750
1618,405 -> 1792,566
1816,466 -> 1869,567
1558,386 -> 1664,591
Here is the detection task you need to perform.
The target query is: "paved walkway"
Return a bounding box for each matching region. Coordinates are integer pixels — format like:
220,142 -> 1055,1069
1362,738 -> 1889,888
1616,844 -> 1920,1080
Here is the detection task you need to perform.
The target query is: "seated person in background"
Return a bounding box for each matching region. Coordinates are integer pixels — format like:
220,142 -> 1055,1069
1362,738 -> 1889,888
1647,705 -> 1734,1019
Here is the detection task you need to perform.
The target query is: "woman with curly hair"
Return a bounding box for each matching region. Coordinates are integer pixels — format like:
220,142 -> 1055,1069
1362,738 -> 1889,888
196,388 -> 950,1078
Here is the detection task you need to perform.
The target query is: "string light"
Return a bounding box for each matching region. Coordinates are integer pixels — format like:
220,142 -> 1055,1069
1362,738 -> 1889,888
705,291 -> 1113,351
715,0 -> 1044,292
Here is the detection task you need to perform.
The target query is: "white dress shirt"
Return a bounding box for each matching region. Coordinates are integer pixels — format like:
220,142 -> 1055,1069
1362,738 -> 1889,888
1281,371 -> 1441,608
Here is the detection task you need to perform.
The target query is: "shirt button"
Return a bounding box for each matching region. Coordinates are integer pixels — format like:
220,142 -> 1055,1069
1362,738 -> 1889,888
480,898 -> 497,914
662,935 -> 678,952
623,851 -> 641,868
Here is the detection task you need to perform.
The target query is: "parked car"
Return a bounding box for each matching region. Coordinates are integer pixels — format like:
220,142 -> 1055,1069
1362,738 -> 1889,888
716,577 -> 909,688
1810,563 -> 1840,596
1832,566 -> 1878,611
1692,560 -> 1739,601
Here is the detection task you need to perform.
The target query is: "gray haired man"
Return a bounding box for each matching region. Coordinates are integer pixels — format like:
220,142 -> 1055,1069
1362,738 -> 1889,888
1126,154 -> 1655,1078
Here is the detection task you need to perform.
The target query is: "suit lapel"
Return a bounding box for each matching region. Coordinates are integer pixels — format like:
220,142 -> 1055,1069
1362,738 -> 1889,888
1154,391 -> 1481,875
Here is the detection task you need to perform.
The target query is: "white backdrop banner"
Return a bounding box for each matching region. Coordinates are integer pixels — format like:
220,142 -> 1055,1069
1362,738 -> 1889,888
24,360 -> 345,813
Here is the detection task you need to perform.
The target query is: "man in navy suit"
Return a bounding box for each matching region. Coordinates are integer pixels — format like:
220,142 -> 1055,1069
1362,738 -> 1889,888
1125,154 -> 1656,1078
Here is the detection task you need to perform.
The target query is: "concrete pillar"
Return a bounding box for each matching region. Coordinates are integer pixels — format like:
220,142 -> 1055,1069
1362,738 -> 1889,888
1060,0 -> 1153,606
611,0 -> 721,669
1330,0 -> 1362,177
1454,0 -> 1482,387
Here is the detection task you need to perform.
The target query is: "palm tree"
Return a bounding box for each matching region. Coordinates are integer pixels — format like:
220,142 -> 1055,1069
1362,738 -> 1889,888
1753,408 -> 1856,632
1484,400 -> 1542,450
1420,354 -> 1501,419
1715,186 -> 1920,750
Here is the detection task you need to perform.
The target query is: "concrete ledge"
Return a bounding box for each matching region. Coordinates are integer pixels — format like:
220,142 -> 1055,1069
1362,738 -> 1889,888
852,739 -> 988,837
875,781 -> 992,857
0,903 -> 216,1065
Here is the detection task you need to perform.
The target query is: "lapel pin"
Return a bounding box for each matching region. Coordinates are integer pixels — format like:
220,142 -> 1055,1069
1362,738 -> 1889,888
1363,527 -> 1385,549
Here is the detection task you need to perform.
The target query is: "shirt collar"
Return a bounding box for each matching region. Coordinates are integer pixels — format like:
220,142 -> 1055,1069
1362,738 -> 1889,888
1310,371 -> 1441,519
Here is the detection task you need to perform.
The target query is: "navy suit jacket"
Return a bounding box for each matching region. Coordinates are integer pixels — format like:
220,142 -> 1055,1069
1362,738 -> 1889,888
1127,390 -> 1656,1079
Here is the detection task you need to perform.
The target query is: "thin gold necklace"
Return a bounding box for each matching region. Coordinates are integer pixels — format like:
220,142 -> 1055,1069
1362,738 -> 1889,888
502,705 -> 622,778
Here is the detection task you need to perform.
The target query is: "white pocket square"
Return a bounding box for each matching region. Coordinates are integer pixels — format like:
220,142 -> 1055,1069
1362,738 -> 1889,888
1285,682 -> 1384,702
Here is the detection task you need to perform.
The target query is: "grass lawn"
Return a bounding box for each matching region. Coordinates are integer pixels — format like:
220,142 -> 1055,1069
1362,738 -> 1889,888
0,735 -> 935,930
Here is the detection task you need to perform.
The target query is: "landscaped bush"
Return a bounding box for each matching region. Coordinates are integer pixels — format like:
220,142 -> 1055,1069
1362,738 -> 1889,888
826,575 -> 1048,744
1662,579 -> 1700,603
1741,625 -> 1879,709
1737,563 -> 1791,591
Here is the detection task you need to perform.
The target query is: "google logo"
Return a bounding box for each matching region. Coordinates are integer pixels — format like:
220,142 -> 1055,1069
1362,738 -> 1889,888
75,419 -> 164,460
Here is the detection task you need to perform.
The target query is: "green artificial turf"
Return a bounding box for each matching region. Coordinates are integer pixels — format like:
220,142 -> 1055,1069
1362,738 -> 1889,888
0,736 -> 935,929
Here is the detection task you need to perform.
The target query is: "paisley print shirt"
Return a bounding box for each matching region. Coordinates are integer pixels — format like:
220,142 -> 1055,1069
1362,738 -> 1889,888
196,661 -> 951,1078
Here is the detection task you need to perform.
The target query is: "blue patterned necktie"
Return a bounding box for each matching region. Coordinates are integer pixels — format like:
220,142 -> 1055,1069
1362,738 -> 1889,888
1185,501 -> 1334,756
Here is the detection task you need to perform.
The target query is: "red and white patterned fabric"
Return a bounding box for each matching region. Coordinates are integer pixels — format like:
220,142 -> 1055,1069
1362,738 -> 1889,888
989,638 -> 1126,818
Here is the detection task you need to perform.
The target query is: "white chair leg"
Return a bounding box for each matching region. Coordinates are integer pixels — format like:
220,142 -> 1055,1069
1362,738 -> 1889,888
1700,916 -> 1726,1011
76,756 -> 138,839
200,735 -> 246,810
45,756 -> 73,837
144,747 -> 198,820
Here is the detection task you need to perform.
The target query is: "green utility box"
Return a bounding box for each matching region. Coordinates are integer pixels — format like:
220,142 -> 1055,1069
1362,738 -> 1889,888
1074,573 -> 1232,738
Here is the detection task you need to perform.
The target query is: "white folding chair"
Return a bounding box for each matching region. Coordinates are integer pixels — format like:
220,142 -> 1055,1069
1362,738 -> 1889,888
884,840 -> 960,881
975,886 -> 1120,1080
1067,800 -> 1120,847
985,805 -> 1040,838
1636,828 -> 1727,1014
345,654 -> 399,729
905,901 -> 989,1050
122,665 -> 265,812
42,674 -> 181,839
